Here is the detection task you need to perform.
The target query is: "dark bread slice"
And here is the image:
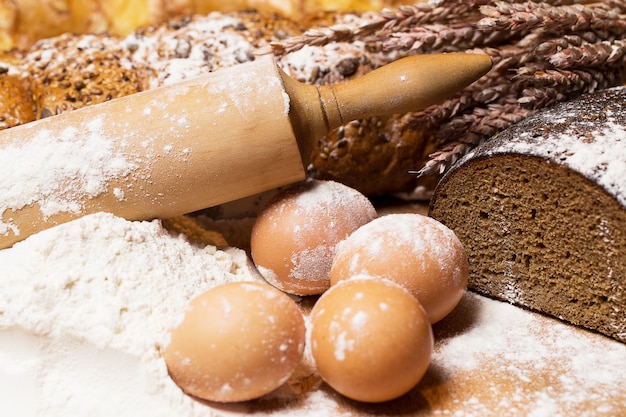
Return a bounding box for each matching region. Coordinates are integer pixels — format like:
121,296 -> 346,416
429,87 -> 626,342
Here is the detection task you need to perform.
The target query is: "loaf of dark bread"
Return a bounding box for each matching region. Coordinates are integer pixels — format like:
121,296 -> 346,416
429,87 -> 626,342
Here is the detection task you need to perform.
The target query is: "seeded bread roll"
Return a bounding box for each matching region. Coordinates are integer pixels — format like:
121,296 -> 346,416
309,114 -> 439,196
429,87 -> 626,343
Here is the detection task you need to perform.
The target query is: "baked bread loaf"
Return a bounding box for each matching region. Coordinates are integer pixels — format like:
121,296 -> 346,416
429,87 -> 626,343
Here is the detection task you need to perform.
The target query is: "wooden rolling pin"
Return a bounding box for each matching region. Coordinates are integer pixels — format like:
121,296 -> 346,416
0,53 -> 491,249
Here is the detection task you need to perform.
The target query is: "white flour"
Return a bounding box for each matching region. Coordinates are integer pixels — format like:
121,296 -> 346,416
0,119 -> 137,236
0,212 -> 263,417
432,292 -> 626,417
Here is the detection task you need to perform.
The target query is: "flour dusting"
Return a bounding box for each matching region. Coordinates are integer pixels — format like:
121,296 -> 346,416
0,212 -> 262,417
0,119 -> 137,236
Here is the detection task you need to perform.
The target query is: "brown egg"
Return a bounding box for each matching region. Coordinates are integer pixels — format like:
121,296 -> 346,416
163,281 -> 306,403
330,213 -> 468,323
250,180 -> 377,295
309,277 -> 433,403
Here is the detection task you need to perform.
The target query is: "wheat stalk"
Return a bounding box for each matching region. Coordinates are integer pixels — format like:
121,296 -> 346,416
271,0 -> 626,178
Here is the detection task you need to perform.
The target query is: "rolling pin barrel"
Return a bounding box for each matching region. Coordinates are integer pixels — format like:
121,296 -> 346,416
0,53 -> 492,249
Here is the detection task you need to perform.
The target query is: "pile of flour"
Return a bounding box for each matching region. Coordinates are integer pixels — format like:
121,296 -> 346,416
0,212 -> 263,417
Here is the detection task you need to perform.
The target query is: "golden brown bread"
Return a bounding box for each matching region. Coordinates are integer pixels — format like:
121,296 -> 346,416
0,0 -> 297,50
26,34 -> 144,119
0,68 -> 34,128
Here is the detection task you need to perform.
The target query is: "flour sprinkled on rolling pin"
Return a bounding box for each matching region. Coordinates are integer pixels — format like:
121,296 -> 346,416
0,53 -> 491,248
